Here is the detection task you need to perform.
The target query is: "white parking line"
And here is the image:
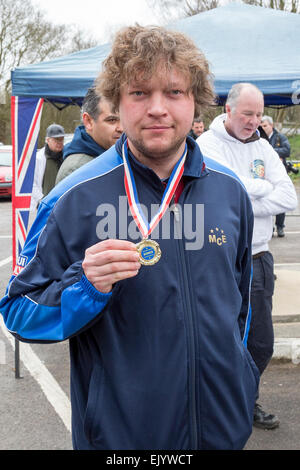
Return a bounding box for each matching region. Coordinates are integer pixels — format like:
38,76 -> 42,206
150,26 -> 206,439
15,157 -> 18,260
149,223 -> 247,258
283,231 -> 300,235
275,263 -> 300,267
0,256 -> 12,268
0,317 -> 71,432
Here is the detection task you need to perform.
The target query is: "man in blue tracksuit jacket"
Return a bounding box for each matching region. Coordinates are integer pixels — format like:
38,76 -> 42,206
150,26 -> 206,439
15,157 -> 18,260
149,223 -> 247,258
0,25 -> 259,450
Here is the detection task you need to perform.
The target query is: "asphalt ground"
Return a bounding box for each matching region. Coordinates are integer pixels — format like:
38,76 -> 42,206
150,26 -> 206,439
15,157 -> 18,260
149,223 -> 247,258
0,181 -> 299,451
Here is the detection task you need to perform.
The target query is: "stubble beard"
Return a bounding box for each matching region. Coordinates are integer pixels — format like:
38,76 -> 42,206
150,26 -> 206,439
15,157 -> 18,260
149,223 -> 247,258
128,134 -> 187,165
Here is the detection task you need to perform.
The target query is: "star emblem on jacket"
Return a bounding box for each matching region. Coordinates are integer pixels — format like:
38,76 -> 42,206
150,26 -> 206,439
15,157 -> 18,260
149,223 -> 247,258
208,227 -> 227,246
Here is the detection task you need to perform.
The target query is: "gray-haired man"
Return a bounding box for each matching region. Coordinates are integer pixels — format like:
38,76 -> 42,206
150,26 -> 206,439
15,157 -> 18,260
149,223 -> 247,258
197,82 -> 297,430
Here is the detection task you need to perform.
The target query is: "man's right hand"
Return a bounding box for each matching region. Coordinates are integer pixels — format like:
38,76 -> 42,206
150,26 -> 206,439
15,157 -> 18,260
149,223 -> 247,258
82,239 -> 141,293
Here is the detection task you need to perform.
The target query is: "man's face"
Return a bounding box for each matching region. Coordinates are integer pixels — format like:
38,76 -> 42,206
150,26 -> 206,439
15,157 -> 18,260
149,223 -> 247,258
225,89 -> 264,141
46,137 -> 64,153
85,100 -> 123,150
260,120 -> 273,137
192,121 -> 204,136
119,66 -> 195,162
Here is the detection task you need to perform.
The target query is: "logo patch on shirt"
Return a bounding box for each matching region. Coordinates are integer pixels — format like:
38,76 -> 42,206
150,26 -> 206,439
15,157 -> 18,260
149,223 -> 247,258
251,159 -> 265,179
13,255 -> 28,276
208,227 -> 227,246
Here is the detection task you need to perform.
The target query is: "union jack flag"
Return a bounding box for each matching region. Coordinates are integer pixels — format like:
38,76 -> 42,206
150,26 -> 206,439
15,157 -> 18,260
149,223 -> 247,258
11,96 -> 44,274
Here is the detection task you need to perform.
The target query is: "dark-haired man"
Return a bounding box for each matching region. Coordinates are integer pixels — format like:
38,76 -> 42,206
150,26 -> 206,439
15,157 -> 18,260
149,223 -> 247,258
261,115 -> 291,237
189,117 -> 205,139
55,87 -> 123,184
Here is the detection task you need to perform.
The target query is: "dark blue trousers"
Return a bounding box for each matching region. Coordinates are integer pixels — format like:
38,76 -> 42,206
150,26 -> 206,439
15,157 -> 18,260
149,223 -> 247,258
276,213 -> 285,229
247,251 -> 275,376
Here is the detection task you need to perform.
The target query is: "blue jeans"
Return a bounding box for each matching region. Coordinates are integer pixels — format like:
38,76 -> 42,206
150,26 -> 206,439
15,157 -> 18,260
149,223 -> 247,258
247,251 -> 275,375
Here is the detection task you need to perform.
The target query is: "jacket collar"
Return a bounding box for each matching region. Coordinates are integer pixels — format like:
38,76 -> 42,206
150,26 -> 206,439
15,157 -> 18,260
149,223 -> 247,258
63,125 -> 106,160
209,113 -> 260,144
115,133 -> 207,180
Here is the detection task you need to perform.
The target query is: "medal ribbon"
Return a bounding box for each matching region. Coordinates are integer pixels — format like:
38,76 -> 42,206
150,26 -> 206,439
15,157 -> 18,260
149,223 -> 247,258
122,140 -> 187,239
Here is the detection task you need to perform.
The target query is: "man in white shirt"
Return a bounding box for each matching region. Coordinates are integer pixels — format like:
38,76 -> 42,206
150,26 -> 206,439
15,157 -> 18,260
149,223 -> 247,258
197,82 -> 298,430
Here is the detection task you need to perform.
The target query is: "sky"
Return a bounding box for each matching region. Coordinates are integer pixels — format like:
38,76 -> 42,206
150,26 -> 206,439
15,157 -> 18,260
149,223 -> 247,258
32,0 -> 162,44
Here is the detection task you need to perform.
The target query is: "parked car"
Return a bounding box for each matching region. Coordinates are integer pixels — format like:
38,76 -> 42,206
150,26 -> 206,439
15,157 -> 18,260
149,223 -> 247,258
0,145 -> 13,198
64,133 -> 74,145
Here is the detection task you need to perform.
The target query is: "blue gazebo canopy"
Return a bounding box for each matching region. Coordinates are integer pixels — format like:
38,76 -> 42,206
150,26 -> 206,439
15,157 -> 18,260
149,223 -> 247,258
11,3 -> 300,106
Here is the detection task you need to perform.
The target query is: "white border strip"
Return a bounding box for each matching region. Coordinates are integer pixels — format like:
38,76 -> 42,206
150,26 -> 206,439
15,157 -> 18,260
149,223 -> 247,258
0,256 -> 12,268
0,316 -> 71,432
280,231 -> 300,235
274,263 -> 300,267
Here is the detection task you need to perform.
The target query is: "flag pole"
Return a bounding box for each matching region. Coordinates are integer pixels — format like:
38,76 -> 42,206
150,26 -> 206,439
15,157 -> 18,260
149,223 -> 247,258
11,96 -> 44,379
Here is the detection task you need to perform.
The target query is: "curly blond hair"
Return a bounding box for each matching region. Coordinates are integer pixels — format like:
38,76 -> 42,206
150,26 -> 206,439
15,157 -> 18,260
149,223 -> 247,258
96,25 -> 216,117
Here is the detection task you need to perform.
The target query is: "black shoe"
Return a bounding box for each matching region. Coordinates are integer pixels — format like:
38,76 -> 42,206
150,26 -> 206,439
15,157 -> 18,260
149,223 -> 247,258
253,403 -> 280,430
277,227 -> 285,237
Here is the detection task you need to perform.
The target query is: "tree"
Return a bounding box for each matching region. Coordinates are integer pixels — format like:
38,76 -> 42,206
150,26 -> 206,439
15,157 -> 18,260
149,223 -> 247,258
0,0 -> 97,92
147,0 -> 300,131
1,0 -> 63,92
146,0 -> 220,22
243,0 -> 300,13
147,0 -> 300,21
0,0 -> 97,143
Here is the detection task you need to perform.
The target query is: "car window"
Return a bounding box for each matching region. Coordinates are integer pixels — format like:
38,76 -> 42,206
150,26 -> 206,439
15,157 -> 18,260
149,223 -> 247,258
0,152 -> 12,166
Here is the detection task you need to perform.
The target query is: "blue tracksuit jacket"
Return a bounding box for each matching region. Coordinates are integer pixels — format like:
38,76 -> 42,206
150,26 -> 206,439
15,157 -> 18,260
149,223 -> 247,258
0,135 -> 259,450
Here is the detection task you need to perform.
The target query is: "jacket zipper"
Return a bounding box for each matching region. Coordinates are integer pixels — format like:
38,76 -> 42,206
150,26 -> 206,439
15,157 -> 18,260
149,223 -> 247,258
170,201 -> 199,449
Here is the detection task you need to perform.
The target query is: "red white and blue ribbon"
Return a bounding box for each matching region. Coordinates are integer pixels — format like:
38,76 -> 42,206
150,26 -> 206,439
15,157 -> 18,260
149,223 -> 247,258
122,140 -> 187,239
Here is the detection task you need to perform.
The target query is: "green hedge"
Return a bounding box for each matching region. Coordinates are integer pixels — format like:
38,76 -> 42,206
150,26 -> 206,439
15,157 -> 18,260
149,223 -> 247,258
289,135 -> 300,161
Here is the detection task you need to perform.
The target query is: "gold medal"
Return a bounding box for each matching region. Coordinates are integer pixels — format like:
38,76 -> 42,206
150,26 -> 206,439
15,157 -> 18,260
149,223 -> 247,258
136,239 -> 161,266
123,140 -> 186,267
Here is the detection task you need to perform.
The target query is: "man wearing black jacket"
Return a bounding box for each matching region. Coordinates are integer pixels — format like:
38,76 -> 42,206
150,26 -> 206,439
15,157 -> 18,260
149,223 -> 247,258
261,116 -> 291,237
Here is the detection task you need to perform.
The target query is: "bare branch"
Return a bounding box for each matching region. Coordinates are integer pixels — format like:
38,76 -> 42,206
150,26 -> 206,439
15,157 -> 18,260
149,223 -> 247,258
147,0 -> 300,20
0,0 -> 98,92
